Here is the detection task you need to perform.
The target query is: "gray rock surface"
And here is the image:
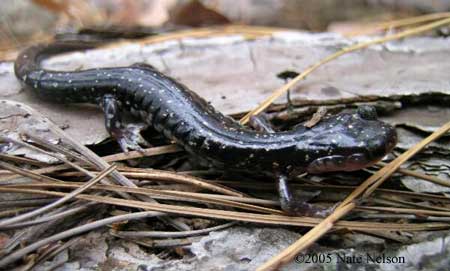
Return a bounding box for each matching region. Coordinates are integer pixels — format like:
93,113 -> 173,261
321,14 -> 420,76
0,0 -> 56,38
2,31 -> 450,148
36,227 -> 450,271
47,227 -> 304,271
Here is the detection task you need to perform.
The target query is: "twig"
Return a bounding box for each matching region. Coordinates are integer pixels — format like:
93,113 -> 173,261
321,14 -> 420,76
375,196 -> 450,212
111,169 -> 243,196
102,144 -> 181,161
0,164 -> 116,227
5,182 -> 277,206
0,198 -> 55,208
0,187 -> 447,232
0,211 -> 164,268
0,144 -> 181,182
0,204 -> 93,230
359,214 -> 450,222
0,207 -> 36,219
24,132 -> 95,167
356,206 -> 450,217
0,153 -> 48,167
378,162 -> 450,188
4,183 -> 282,215
0,135 -> 92,177
0,100 -> 189,231
112,221 -> 236,238
345,12 -> 450,37
57,168 -> 246,197
0,161 -> 62,183
114,235 -> 203,248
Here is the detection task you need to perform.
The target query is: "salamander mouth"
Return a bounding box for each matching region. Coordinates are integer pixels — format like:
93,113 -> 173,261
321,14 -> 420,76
306,153 -> 376,174
305,117 -> 398,174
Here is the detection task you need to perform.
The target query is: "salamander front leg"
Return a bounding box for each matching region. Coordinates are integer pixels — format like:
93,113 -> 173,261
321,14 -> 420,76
100,94 -> 150,153
277,174 -> 332,217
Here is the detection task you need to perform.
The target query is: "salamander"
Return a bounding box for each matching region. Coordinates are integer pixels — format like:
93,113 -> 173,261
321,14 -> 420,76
14,42 -> 397,216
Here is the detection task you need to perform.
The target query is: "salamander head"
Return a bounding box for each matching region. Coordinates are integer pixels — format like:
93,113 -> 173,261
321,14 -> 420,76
304,106 -> 397,173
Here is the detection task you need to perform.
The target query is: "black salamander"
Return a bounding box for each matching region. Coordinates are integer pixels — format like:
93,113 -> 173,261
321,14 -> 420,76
14,42 -> 397,216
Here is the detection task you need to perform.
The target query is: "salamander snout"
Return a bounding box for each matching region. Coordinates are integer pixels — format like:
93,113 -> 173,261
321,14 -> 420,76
305,107 -> 397,174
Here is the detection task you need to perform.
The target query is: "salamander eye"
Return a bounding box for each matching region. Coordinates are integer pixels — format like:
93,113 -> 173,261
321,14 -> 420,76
357,105 -> 378,120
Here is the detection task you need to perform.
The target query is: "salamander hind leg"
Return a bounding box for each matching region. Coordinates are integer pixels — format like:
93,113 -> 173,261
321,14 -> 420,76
277,174 -> 333,217
100,94 -> 150,153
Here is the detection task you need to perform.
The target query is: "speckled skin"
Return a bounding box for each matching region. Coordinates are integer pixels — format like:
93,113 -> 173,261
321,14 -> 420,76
14,42 -> 397,215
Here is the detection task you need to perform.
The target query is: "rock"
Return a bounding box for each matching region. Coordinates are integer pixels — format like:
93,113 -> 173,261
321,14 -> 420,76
378,233 -> 450,271
0,0 -> 56,38
184,227 -> 302,271
2,31 -> 450,149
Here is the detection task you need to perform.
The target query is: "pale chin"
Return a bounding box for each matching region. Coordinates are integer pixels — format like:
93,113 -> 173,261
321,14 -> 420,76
306,153 -> 377,174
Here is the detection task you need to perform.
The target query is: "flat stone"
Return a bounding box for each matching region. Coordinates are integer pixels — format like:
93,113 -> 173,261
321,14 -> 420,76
1,31 -> 450,147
